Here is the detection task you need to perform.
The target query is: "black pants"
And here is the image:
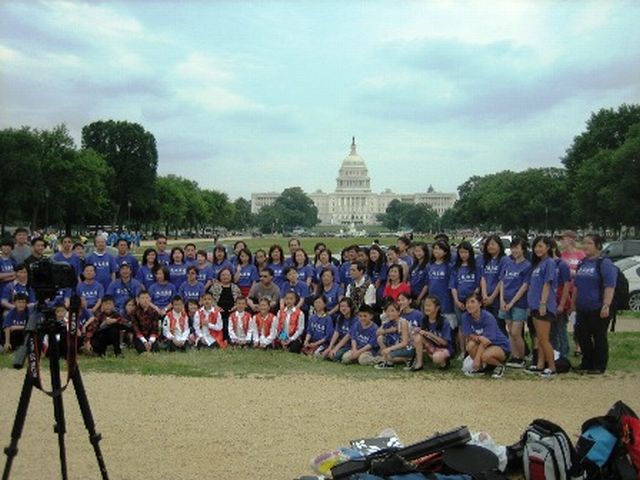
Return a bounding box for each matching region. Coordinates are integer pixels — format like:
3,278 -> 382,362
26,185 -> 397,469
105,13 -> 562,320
576,309 -> 611,372
91,326 -> 121,356
288,339 -> 302,354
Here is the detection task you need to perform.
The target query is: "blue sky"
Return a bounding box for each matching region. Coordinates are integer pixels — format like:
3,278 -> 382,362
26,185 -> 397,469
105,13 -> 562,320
1,1 -> 639,200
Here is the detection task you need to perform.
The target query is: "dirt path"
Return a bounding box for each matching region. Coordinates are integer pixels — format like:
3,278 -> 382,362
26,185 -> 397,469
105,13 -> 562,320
0,370 -> 638,479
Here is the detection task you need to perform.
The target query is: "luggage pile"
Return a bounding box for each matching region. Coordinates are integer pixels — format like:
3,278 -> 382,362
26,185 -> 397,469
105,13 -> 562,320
298,401 -> 640,480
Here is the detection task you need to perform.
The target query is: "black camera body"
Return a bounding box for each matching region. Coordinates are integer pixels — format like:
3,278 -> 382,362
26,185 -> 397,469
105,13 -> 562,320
29,258 -> 77,299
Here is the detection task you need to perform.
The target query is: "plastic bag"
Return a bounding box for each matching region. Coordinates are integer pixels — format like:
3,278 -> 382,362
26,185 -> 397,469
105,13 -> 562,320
468,431 -> 508,472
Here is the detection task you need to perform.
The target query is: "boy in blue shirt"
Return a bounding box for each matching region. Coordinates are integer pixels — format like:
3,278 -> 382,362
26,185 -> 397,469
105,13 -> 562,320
85,235 -> 117,290
3,293 -> 29,352
106,262 -> 143,314
341,304 -> 379,365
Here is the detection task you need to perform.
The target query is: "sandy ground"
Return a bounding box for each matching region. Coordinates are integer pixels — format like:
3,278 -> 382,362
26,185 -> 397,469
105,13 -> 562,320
0,369 -> 639,480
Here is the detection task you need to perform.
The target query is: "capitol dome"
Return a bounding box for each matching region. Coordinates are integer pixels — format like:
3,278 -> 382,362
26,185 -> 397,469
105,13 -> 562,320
336,137 -> 371,192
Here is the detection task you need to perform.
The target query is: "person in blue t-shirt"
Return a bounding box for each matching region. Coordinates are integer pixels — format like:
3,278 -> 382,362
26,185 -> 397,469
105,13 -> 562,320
148,265 -> 176,315
498,237 -> 531,367
115,238 -> 140,278
302,295 -> 334,356
397,292 -> 423,331
525,236 -> 558,378
76,264 -> 104,313
397,236 -> 414,269
168,247 -> 187,290
155,235 -> 171,266
550,241 -> 572,359
267,244 -> 286,289
183,243 -> 198,268
3,293 -> 29,351
85,235 -> 117,290
462,292 -> 510,378
375,300 -> 411,369
136,248 -> 158,290
411,296 -> 453,371
106,263 -> 144,314
0,239 -> 17,292
178,266 -> 206,304
1,264 -> 36,311
409,242 -> 429,303
195,250 -> 214,290
480,234 -> 508,325
573,233 -> 617,374
341,304 -> 379,365
292,249 -> 314,289
316,268 -> 342,316
450,241 -> 481,355
426,240 -> 455,328
279,267 -> 309,311
233,248 -> 258,298
323,298 -> 356,362
52,235 -> 82,277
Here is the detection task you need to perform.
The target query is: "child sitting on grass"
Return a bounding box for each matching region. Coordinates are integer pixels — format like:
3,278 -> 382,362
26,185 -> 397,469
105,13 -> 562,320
302,295 -> 334,356
341,304 -> 379,365
162,296 -> 192,351
228,296 -> 258,347
83,295 -> 124,357
409,296 -> 453,371
255,297 -> 278,349
276,291 -> 305,353
322,298 -> 356,362
193,292 -> 226,349
2,293 -> 29,352
375,300 -> 411,369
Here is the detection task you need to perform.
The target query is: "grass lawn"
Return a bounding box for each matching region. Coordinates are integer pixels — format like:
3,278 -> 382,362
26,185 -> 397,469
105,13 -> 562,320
2,331 -> 638,379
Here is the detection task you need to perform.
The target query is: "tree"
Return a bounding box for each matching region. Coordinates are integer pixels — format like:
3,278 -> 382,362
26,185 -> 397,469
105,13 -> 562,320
254,187 -> 319,233
81,120 -> 158,226
377,199 -> 439,232
229,197 -> 254,230
200,189 -> 234,229
154,175 -> 190,236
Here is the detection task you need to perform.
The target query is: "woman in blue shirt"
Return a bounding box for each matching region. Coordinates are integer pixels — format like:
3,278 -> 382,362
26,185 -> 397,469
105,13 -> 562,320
573,233 -> 617,374
480,234 -> 508,330
526,236 -> 558,378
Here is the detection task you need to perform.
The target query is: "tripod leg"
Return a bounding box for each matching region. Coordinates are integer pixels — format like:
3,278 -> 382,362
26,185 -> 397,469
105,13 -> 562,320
49,334 -> 69,480
2,372 -> 34,480
71,367 -> 109,480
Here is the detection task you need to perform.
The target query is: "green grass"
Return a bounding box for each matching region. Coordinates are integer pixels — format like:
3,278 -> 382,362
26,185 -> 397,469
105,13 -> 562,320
2,332 -> 638,379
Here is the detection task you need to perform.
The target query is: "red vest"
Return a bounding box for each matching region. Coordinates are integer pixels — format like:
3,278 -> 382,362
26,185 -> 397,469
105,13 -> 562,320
277,308 -> 302,337
200,308 -> 227,348
255,313 -> 276,337
229,311 -> 252,335
167,310 -> 188,333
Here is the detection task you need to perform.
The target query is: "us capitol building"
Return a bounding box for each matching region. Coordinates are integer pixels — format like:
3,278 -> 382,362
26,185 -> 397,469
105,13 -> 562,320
251,138 -> 457,226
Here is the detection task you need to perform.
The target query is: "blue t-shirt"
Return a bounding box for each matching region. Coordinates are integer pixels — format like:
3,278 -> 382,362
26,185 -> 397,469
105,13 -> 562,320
236,264 -> 259,288
314,263 -> 339,284
481,255 -> 508,298
3,308 -> 29,328
85,251 -> 117,290
335,315 -> 355,341
168,263 -> 187,289
47,287 -> 72,308
0,256 -> 16,291
381,320 -> 400,347
401,309 -> 423,329
462,310 -> 510,353
148,282 -> 175,310
527,257 -> 557,313
426,262 -> 453,313
136,265 -> 156,290
2,282 -> 35,305
307,313 -> 334,343
575,257 -> 617,311
500,258 -> 532,308
106,278 -> 143,313
449,264 -> 481,301
115,253 -> 140,277
196,264 -> 214,284
156,251 -> 171,266
319,283 -> 342,312
267,262 -> 286,288
184,256 -> 198,268
280,280 -> 310,302
409,263 -> 428,297
339,261 -> 352,286
295,264 -> 314,285
400,254 -> 414,269
350,321 -> 379,352
76,281 -> 104,309
178,281 -> 206,303
52,252 -> 82,277
423,318 -> 453,355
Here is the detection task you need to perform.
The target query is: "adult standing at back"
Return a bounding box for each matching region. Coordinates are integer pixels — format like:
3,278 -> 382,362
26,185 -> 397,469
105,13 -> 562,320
10,228 -> 32,265
480,234 -> 508,331
573,233 -> 617,374
85,235 -> 117,291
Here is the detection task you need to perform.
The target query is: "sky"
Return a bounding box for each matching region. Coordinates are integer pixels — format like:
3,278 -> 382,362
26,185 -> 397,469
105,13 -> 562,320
1,0 -> 639,200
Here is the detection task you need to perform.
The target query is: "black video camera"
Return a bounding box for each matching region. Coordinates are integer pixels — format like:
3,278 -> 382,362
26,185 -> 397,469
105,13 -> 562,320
28,258 -> 77,299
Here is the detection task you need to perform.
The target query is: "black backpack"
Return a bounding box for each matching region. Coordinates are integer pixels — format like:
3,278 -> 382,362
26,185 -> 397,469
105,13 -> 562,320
596,258 -> 629,312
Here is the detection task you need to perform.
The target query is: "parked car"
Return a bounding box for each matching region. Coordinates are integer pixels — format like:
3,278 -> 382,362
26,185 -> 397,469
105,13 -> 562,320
603,240 -> 640,262
615,256 -> 640,312
471,235 -> 512,256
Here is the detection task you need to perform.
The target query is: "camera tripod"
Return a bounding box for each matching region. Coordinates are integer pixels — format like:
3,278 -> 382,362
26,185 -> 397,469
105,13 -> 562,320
2,306 -> 109,480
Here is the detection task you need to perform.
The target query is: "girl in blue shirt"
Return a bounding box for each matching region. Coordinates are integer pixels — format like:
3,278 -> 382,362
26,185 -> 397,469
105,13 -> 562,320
397,292 -> 423,330
211,245 -> 233,283
450,241 -> 480,355
323,298 -> 356,362
313,249 -> 338,286
316,268 -> 342,317
302,295 -> 334,356
195,250 -> 214,290
409,242 -> 429,303
136,248 -> 158,290
410,296 -> 453,371
367,245 -> 387,306
526,236 -> 558,378
293,249 -> 314,289
426,240 -> 455,327
148,265 -> 176,315
267,244 -> 286,289
168,247 -> 187,290
498,237 -> 531,367
233,248 -> 258,298
480,234 -> 507,322
462,293 -> 510,377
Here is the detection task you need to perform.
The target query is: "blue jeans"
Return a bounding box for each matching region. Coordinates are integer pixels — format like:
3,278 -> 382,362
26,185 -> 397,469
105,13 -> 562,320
550,312 -> 570,358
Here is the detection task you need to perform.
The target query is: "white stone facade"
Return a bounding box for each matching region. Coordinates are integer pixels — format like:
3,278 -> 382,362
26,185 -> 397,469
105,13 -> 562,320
251,138 -> 456,226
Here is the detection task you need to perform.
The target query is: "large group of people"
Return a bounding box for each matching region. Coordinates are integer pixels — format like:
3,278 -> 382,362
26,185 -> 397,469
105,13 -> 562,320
0,227 -> 618,378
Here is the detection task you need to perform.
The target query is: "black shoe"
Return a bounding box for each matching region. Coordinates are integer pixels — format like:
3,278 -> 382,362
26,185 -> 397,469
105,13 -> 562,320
409,365 -> 424,372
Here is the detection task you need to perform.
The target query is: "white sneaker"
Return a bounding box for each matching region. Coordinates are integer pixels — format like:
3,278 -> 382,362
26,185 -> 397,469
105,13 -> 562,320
491,365 -> 505,379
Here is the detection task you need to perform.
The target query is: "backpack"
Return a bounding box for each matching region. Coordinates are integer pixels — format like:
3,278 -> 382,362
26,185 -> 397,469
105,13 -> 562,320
596,259 -> 630,312
609,401 -> 640,479
522,419 -> 582,480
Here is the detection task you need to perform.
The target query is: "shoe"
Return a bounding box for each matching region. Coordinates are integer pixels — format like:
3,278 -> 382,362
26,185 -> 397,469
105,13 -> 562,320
587,369 -> 605,375
506,358 -> 525,369
374,361 -> 395,369
409,365 -> 424,372
464,369 -> 485,377
491,365 -> 506,379
540,368 -> 557,379
523,365 -> 543,374
403,362 -> 415,371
